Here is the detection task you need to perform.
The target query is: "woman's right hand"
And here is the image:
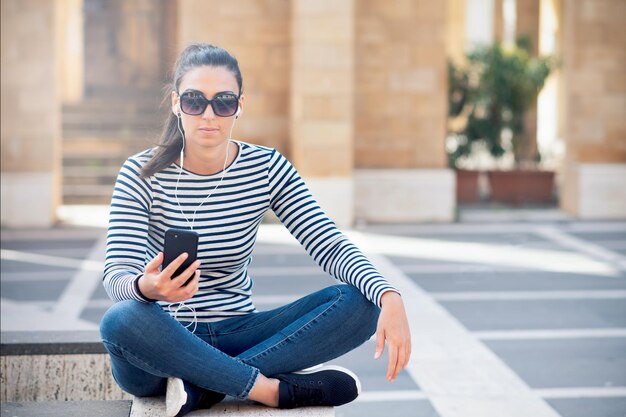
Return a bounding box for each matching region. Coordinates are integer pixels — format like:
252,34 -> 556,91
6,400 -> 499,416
137,252 -> 200,303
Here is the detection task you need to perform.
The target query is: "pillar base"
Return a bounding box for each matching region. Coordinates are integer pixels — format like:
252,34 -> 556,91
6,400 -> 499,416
561,163 -> 626,219
1,172 -> 57,228
305,177 -> 354,228
355,169 -> 456,223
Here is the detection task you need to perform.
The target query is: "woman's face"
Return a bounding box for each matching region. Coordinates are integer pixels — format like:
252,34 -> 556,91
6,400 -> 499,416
171,65 -> 243,151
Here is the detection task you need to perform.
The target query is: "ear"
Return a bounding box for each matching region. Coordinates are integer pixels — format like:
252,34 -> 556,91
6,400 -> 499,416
235,94 -> 244,119
171,90 -> 180,115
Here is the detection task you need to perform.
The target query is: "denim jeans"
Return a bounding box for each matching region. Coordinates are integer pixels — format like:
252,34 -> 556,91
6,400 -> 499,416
100,285 -> 380,399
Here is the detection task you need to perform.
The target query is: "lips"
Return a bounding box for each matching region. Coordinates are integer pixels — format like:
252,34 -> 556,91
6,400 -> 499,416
199,127 -> 219,132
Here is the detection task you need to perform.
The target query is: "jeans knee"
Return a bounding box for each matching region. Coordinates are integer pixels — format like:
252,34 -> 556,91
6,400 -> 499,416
337,285 -> 380,337
100,300 -> 156,342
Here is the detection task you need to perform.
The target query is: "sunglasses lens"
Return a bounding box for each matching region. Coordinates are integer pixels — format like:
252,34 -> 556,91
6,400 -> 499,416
212,93 -> 239,117
180,93 -> 207,115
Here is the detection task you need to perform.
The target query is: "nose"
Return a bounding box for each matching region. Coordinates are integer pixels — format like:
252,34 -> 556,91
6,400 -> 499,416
201,103 -> 216,120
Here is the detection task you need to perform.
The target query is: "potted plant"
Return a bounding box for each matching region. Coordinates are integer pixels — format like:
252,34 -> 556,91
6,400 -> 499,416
447,37 -> 555,205
447,60 -> 481,203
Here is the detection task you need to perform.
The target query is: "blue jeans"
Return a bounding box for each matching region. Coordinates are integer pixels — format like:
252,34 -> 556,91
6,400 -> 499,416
100,285 -> 379,399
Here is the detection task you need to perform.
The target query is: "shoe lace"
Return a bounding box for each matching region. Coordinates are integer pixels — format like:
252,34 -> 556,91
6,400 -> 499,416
289,380 -> 325,407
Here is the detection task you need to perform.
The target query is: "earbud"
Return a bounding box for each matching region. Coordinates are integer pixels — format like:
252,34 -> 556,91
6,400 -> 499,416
235,107 -> 241,119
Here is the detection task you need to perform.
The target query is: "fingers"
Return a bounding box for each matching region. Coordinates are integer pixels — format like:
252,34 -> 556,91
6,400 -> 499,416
394,347 -> 406,380
145,252 -> 163,273
172,260 -> 201,289
405,339 -> 412,368
386,343 -> 398,382
374,330 -> 385,360
160,252 -> 189,279
169,270 -> 201,302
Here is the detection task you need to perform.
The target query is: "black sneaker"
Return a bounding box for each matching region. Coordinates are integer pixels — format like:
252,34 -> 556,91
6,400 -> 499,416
165,377 -> 226,417
276,365 -> 361,409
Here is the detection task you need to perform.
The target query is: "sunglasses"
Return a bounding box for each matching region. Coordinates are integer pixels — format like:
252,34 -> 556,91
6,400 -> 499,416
178,90 -> 240,117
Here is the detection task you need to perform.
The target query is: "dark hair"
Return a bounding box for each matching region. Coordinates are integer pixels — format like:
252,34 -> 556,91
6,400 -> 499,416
140,43 -> 243,178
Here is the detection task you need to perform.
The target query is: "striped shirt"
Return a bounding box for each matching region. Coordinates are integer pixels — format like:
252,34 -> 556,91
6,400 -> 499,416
103,140 -> 399,322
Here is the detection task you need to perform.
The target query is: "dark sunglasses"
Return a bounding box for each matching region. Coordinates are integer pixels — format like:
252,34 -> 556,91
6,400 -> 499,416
178,90 -> 240,117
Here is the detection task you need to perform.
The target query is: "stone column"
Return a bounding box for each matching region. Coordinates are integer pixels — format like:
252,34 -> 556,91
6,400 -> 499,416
560,0 -> 626,218
516,0 -> 540,163
177,0 -> 291,158
447,0 -> 467,65
1,0 -> 62,227
290,1 -> 355,226
59,0 -> 83,104
493,0 -> 504,44
354,0 -> 454,223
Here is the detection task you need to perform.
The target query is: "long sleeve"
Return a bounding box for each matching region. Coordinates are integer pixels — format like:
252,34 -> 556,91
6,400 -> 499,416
268,150 -> 399,307
103,155 -> 154,302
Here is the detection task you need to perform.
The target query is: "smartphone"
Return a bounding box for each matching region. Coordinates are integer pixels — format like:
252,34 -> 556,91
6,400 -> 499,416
162,228 -> 199,286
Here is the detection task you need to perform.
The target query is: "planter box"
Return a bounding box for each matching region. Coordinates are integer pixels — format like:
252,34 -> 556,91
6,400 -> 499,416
456,169 -> 481,203
488,170 -> 555,206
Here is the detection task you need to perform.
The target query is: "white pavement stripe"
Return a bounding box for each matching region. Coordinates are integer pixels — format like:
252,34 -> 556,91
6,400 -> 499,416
0,271 -> 75,282
342,230 -> 618,277
53,235 -> 107,319
533,387 -> 626,399
356,390 -> 428,402
474,328 -> 626,340
353,252 -> 561,416
432,290 -> 626,301
0,249 -> 103,271
0,298 -> 97,331
535,226 -> 626,270
360,222 -> 626,235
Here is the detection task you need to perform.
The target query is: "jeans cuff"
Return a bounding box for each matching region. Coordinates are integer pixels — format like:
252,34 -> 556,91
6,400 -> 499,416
238,366 -> 260,400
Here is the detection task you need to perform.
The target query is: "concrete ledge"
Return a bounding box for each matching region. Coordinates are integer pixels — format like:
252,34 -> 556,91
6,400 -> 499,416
1,331 -> 105,355
131,397 -> 334,417
1,331 -> 126,402
0,400 -> 132,417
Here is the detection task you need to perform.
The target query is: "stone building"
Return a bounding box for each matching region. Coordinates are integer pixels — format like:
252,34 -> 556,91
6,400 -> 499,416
1,0 -> 625,228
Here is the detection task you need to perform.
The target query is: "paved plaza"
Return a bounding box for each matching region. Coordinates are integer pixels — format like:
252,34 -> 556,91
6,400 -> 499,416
1,208 -> 625,417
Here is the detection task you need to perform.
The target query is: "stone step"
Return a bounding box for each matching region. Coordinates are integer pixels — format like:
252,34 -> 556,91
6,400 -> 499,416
131,397 -> 334,417
1,333 -> 334,417
0,400 -> 132,417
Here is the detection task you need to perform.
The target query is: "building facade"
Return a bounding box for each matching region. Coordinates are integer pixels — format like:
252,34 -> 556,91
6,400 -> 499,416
1,0 -> 624,227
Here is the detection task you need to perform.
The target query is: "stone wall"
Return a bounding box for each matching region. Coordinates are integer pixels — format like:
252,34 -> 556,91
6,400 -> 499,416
354,0 -> 448,170
178,0 -> 291,155
560,0 -> 626,218
1,0 -> 61,227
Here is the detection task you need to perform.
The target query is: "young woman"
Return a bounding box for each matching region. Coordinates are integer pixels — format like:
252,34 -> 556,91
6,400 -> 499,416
100,43 -> 411,417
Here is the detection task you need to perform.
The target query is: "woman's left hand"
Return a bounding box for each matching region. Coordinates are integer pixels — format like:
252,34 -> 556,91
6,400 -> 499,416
375,291 -> 412,382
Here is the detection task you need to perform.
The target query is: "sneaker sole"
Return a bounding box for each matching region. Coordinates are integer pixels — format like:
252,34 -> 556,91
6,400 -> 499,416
293,364 -> 362,395
165,377 -> 187,417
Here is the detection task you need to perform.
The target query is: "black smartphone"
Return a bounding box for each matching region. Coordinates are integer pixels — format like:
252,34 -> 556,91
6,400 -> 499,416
162,228 -> 199,286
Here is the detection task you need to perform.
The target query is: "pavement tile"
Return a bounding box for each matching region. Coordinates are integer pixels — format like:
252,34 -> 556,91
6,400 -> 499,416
440,299 -> 626,331
546,398 -> 626,417
1,280 -> 70,302
485,338 -> 626,389
407,271 -> 626,292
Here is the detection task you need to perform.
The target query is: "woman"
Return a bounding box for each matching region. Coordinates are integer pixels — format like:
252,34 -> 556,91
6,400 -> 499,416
100,43 -> 411,417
